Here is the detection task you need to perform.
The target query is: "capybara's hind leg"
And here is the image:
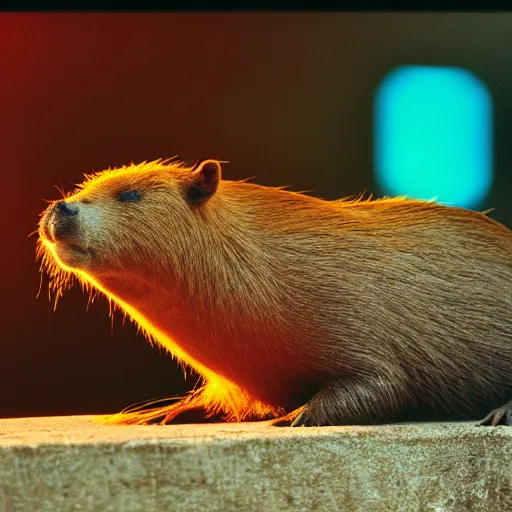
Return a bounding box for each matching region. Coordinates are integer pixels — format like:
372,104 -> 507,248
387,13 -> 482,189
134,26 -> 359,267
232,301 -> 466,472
274,375 -> 409,427
479,399 -> 512,427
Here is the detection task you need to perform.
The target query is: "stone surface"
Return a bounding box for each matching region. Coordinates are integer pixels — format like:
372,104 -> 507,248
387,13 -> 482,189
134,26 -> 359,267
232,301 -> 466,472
0,416 -> 511,511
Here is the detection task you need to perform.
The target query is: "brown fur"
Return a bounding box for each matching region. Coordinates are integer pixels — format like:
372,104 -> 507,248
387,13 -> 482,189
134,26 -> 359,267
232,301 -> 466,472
37,158 -> 512,426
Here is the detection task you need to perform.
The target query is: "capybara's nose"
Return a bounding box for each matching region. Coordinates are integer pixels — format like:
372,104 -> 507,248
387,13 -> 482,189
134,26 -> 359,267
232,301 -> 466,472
54,200 -> 79,216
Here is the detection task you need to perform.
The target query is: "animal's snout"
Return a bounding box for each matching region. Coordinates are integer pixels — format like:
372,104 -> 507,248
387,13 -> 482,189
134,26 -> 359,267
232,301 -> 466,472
54,200 -> 79,217
41,200 -> 81,242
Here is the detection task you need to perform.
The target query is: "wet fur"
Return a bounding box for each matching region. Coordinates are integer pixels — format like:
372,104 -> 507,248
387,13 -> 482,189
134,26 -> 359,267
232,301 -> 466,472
38,159 -> 512,426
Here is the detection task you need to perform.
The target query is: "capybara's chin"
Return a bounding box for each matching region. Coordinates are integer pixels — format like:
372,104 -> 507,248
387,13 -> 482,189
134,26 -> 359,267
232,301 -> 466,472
52,241 -> 94,270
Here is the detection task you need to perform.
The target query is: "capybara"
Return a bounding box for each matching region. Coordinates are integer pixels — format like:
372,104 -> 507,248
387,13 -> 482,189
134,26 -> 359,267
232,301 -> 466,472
37,158 -> 512,426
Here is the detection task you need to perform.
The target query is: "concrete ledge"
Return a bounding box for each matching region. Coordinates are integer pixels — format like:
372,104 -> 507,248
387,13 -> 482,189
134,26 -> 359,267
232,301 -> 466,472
0,416 -> 511,511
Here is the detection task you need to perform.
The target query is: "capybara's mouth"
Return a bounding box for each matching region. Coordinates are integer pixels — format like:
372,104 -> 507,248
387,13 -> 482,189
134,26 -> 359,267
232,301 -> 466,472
66,243 -> 90,256
46,238 -> 94,269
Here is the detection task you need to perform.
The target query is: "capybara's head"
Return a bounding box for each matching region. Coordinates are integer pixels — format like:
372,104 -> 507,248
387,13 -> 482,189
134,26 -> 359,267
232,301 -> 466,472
38,159 -> 222,292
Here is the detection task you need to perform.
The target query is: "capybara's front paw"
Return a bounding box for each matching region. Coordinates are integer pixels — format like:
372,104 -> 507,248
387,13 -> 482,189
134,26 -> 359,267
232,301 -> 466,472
272,405 -> 327,427
290,407 -> 317,427
479,400 -> 512,427
271,406 -> 307,427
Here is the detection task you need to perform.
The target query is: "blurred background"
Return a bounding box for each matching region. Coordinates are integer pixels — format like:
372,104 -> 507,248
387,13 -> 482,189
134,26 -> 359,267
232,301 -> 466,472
1,12 -> 511,419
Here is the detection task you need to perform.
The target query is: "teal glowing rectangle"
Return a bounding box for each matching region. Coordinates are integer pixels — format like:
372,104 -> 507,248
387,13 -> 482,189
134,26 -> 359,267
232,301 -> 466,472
374,66 -> 493,208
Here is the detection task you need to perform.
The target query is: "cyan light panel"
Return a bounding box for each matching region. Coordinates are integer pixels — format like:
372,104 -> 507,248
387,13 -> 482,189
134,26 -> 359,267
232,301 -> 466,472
374,65 -> 493,208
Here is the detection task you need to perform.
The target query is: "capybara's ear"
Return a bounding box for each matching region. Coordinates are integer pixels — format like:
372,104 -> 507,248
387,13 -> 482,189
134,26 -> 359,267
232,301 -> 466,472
184,160 -> 222,206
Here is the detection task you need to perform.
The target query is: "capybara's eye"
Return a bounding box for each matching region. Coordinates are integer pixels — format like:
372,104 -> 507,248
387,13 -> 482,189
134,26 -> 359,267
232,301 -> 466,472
118,190 -> 142,203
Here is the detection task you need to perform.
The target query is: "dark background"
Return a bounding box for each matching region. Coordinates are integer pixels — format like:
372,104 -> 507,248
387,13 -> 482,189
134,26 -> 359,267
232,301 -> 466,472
2,13 -> 511,419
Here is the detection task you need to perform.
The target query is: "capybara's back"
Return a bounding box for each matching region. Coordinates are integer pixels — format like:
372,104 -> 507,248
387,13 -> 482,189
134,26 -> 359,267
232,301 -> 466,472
37,159 -> 512,426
